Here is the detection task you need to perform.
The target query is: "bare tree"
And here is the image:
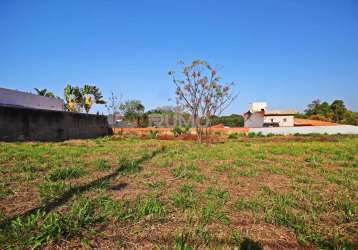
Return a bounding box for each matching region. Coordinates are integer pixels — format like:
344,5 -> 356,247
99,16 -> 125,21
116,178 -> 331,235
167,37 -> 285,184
105,91 -> 123,124
169,60 -> 237,142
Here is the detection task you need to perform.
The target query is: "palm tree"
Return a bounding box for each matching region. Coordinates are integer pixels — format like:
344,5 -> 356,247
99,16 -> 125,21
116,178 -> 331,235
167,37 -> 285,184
81,85 -> 106,113
64,84 -> 82,112
63,84 -> 106,113
34,88 -> 55,98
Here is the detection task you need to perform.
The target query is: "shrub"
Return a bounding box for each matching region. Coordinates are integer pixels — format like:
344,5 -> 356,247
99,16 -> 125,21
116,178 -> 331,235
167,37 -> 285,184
228,133 -> 238,139
172,125 -> 190,137
172,126 -> 184,137
148,130 -> 159,139
248,132 -> 256,138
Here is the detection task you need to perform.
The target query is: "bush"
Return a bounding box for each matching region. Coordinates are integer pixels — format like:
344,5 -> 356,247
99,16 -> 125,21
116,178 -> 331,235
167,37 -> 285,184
248,132 -> 256,138
172,125 -> 190,137
148,130 -> 159,139
228,133 -> 238,139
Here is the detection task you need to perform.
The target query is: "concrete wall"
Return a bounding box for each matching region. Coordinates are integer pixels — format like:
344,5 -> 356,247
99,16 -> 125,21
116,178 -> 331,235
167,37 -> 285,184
244,112 -> 264,128
263,115 -> 294,127
0,87 -> 64,111
250,125 -> 358,135
0,105 -> 110,141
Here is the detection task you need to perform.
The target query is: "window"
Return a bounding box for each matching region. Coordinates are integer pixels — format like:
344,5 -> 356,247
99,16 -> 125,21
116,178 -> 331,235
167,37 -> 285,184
283,118 -> 287,122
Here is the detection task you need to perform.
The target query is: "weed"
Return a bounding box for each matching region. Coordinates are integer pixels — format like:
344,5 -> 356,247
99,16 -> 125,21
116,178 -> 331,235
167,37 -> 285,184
335,198 -> 357,222
0,181 -> 13,198
205,186 -> 229,204
304,155 -> 322,167
135,195 -> 166,219
119,160 -> 141,174
235,197 -> 262,211
94,159 -> 111,170
96,195 -> 133,221
37,181 -> 69,202
148,130 -> 159,139
171,184 -> 197,211
171,163 -> 199,180
15,163 -> 40,173
230,229 -> 242,246
146,180 -> 166,189
264,206 -> 306,236
200,201 -> 229,224
180,183 -> 194,193
47,167 -> 86,181
31,198 -> 99,248
248,132 -> 256,138
172,126 -> 190,137
237,168 -> 258,177
228,133 -> 238,139
174,231 -> 193,250
10,210 -> 45,244
195,225 -> 212,245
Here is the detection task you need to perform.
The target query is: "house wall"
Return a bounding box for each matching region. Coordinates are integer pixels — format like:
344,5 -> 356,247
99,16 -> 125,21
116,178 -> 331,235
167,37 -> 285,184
249,102 -> 267,112
244,112 -> 264,128
0,87 -> 64,111
0,105 -> 110,141
264,115 -> 294,127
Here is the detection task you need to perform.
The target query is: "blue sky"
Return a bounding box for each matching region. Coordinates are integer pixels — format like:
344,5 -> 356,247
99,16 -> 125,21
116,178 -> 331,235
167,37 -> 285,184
0,0 -> 357,114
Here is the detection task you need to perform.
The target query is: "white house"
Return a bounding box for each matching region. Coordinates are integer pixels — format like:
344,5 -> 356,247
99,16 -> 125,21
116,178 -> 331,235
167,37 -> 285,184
244,102 -> 297,128
0,87 -> 64,111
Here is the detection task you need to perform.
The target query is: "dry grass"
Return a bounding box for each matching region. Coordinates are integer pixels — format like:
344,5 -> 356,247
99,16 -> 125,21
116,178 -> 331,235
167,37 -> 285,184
0,135 -> 357,249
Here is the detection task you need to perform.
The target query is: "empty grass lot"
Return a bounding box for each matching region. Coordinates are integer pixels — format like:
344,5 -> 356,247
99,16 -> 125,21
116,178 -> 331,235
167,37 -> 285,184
0,135 -> 357,249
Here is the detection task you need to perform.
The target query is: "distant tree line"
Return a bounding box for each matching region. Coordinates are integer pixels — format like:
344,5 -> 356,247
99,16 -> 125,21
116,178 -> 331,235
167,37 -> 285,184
210,114 -> 244,127
296,99 -> 358,125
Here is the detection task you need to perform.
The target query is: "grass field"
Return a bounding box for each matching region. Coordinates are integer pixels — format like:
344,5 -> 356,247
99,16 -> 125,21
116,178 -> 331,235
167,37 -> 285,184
0,135 -> 357,249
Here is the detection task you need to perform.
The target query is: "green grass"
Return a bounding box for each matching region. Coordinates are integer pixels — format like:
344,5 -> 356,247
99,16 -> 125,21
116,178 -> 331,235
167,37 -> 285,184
171,183 -> 197,210
94,159 -> 111,170
0,181 -> 13,198
37,181 -> 70,202
47,167 -> 86,181
0,135 -> 357,249
134,194 -> 166,219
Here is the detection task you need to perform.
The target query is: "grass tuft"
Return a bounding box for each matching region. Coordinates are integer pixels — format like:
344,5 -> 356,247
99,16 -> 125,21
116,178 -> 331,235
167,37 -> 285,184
47,167 -> 86,181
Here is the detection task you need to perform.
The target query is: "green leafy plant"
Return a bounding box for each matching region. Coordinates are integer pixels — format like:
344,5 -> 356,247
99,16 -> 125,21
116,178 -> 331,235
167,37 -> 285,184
148,130 -> 159,139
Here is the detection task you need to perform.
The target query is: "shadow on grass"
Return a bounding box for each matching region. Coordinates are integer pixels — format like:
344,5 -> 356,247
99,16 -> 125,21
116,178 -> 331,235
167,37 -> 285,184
240,238 -> 263,250
0,146 -> 165,228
